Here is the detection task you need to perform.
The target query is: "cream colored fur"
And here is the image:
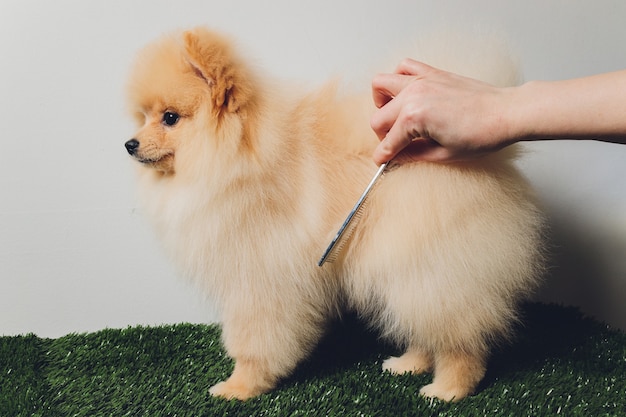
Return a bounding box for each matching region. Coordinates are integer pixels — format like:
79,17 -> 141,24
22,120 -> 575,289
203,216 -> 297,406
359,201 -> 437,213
125,27 -> 544,402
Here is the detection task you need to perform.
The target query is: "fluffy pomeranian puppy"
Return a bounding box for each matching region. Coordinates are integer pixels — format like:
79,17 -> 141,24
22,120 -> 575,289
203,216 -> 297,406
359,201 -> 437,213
125,27 -> 544,402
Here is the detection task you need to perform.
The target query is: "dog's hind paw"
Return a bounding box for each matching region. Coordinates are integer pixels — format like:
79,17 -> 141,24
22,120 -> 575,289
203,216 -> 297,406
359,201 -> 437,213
419,382 -> 471,402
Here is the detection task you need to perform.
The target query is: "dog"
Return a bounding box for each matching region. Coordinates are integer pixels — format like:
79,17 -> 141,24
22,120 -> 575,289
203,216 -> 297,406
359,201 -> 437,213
125,27 -> 544,402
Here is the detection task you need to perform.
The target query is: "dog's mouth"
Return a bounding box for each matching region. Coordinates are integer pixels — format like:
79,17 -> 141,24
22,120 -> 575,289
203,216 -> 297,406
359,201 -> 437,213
134,152 -> 175,172
136,154 -> 173,164
125,139 -> 175,172
135,153 -> 175,175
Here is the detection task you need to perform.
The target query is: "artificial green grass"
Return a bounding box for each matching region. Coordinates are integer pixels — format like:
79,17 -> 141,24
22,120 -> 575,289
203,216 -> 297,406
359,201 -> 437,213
1,303 -> 625,416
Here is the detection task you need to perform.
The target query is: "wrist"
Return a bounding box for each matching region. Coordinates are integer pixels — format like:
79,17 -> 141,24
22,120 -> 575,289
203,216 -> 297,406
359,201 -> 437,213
499,81 -> 540,145
494,81 -> 549,146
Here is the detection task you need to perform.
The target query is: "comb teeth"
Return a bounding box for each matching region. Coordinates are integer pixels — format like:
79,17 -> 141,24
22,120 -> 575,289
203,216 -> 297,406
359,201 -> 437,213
319,199 -> 368,265
318,162 -> 389,267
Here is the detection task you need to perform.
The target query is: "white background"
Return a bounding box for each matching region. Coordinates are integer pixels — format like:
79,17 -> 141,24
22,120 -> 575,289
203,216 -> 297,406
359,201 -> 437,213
1,0 -> 625,337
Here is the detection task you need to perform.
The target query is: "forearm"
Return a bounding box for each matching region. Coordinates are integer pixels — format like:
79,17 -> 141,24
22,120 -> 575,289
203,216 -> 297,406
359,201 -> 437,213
508,70 -> 626,145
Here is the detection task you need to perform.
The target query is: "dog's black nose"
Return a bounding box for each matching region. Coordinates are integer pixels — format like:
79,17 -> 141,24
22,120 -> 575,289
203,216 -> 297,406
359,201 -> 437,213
125,139 -> 140,155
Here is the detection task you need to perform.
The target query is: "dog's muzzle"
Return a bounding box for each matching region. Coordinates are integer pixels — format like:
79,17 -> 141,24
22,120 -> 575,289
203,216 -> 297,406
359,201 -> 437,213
125,139 -> 140,155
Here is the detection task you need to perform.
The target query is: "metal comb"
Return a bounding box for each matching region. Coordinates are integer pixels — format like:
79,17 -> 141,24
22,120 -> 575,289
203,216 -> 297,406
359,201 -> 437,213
318,161 -> 389,266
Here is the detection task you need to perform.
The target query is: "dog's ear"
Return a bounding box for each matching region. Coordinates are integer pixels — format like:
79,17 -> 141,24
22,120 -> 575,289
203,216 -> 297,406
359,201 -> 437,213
183,28 -> 254,115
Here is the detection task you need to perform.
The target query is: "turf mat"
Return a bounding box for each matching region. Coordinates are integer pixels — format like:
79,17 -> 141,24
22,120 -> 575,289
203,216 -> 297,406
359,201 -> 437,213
1,303 -> 625,416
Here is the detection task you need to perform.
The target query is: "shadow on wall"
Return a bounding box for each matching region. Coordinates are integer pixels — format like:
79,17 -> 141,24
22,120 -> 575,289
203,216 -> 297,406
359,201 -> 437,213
535,212 -> 626,331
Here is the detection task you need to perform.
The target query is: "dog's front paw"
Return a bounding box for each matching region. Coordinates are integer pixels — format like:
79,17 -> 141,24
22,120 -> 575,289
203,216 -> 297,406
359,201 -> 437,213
209,358 -> 277,401
209,379 -> 265,401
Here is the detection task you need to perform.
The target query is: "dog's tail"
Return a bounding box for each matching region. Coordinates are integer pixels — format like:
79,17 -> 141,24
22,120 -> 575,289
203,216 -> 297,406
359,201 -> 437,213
387,30 -> 522,88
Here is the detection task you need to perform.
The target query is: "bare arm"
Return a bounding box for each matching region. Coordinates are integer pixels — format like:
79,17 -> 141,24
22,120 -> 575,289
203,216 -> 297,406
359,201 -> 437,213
511,72 -> 626,143
370,59 -> 626,164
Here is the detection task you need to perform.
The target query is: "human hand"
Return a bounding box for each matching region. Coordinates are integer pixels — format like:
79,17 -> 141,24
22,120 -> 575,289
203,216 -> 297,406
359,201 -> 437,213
370,59 -> 514,164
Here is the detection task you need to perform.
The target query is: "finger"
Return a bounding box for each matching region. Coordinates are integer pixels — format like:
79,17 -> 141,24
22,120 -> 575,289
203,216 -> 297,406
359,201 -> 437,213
372,139 -> 397,165
370,93 -> 404,140
372,111 -> 420,164
371,73 -> 415,108
375,136 -> 452,165
395,58 -> 435,76
373,92 -> 429,163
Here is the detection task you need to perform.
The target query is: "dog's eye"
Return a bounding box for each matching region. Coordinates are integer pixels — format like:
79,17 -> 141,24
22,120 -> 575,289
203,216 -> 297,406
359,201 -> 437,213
162,111 -> 180,126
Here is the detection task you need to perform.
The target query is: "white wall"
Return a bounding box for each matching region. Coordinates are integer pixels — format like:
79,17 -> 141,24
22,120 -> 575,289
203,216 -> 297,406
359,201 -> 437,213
1,0 -> 625,337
